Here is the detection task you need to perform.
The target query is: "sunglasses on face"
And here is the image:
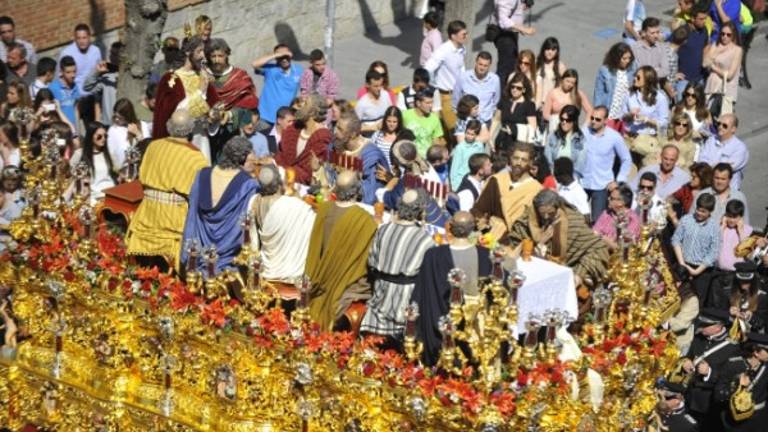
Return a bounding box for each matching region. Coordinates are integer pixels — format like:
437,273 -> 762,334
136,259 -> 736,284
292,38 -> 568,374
511,85 -> 524,90
674,121 -> 689,127
591,116 -> 604,122
639,184 -> 654,191
520,61 -> 531,66
717,122 -> 731,129
721,32 -> 733,37
685,92 -> 696,98
94,134 -> 105,139
560,117 -> 573,123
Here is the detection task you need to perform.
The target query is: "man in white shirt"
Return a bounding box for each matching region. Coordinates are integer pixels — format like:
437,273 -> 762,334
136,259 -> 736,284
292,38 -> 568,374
456,153 -> 491,211
424,20 -> 467,132
553,157 -> 590,217
633,171 -> 667,226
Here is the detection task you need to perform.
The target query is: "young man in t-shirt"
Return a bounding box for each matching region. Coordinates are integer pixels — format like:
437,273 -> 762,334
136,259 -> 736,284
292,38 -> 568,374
48,55 -> 80,131
251,44 -> 303,128
402,88 -> 444,158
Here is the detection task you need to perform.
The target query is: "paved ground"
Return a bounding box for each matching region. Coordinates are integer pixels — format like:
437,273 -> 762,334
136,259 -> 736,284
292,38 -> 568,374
279,0 -> 768,226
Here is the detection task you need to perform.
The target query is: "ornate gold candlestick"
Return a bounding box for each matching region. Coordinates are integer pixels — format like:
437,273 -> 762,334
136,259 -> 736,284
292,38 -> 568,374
184,239 -> 203,295
403,302 -> 423,362
292,275 -> 312,325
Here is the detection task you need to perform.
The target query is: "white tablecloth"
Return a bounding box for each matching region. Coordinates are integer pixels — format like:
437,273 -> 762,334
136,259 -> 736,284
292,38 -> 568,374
514,256 -> 578,335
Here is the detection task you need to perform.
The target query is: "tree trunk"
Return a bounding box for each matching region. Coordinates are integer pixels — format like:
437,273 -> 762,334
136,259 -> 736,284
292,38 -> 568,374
116,0 -> 169,105
442,0 -> 478,37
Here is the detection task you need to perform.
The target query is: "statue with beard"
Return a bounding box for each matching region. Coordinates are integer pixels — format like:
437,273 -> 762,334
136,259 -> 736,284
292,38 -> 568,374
204,38 -> 259,161
152,36 -> 219,161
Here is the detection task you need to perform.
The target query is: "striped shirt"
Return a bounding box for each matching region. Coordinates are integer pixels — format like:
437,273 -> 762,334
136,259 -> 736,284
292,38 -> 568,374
671,214 -> 720,267
360,222 -> 435,336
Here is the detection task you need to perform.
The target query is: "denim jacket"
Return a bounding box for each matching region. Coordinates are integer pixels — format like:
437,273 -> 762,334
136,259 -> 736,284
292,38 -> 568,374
592,64 -> 636,109
544,131 -> 586,178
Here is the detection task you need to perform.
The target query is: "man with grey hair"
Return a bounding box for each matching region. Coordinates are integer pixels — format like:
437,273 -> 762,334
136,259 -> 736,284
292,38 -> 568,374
126,109 -> 210,271
248,165 -> 316,290
181,136 -> 261,275
508,189 -> 609,295
360,189 -> 435,346
306,170 -> 378,331
411,210 -> 493,366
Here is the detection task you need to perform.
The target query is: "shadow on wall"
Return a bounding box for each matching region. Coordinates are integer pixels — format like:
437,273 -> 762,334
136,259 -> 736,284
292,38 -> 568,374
274,22 -> 310,62
471,1 -> 565,53
357,0 -> 422,68
89,0 -> 108,56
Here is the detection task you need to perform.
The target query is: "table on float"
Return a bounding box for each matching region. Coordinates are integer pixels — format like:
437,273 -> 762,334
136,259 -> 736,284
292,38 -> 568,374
514,256 -> 578,335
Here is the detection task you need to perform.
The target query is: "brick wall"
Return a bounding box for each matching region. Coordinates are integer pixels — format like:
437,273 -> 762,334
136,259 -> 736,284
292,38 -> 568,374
0,0 -> 205,52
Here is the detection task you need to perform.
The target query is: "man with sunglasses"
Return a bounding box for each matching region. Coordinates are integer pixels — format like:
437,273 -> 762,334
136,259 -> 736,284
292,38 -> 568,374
580,106 -> 632,222
697,114 -> 748,190
631,172 -> 667,226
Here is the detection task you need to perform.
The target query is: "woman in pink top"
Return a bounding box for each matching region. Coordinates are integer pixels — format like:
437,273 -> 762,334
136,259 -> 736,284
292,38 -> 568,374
542,69 -> 592,133
703,21 -> 742,105
717,199 -> 752,271
356,61 -> 397,105
593,183 -> 641,251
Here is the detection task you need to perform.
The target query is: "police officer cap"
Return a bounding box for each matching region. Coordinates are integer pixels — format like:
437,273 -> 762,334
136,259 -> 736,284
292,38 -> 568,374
695,308 -> 730,326
734,261 -> 757,281
746,332 -> 768,349
660,380 -> 686,395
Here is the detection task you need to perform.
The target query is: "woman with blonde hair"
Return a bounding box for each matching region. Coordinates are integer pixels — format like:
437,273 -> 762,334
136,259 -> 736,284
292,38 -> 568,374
662,112 -> 696,170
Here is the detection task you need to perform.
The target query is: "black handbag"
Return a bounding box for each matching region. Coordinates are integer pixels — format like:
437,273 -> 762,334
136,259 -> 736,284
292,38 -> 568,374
485,23 -> 501,42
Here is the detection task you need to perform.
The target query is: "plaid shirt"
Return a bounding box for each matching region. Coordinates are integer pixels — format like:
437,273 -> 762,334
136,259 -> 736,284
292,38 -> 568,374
299,67 -> 340,100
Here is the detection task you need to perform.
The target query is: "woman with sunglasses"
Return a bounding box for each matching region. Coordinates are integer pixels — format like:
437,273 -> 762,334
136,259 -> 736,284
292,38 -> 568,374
535,37 -> 567,110
491,72 -> 537,153
703,21 -> 742,110
542,69 -> 592,134
69,121 -> 119,204
544,105 -> 585,176
592,182 -> 641,251
662,112 -> 696,170
674,83 -> 711,139
622,66 -> 669,137
515,50 -> 537,101
593,42 -> 636,128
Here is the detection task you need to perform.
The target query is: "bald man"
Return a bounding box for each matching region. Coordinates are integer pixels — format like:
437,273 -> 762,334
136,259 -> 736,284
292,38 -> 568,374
697,113 -> 748,190
126,110 -> 210,271
360,189 -> 435,346
410,211 -> 493,366
306,171 -> 378,331
249,165 -> 316,301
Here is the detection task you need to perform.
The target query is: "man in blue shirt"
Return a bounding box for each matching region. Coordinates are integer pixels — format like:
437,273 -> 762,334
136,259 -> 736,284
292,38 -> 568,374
674,5 -> 709,100
672,192 -> 720,283
48,55 -> 80,129
452,51 -> 500,124
251,44 -> 303,127
580,106 -> 632,221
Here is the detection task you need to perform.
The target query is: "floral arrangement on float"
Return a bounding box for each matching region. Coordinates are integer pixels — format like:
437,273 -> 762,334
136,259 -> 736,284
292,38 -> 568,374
0,109 -> 680,431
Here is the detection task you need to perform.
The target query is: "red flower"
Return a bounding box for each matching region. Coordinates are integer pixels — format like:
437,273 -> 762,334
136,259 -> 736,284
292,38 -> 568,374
135,266 -> 160,281
200,299 -> 227,328
417,376 -> 443,397
169,284 -> 199,312
490,391 -> 516,416
258,308 -> 290,335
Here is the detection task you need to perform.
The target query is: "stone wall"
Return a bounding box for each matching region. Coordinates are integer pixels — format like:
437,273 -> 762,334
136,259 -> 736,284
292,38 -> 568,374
17,0 -> 417,71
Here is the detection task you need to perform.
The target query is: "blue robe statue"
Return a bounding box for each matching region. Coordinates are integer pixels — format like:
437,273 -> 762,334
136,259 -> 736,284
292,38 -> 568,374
181,168 -> 261,275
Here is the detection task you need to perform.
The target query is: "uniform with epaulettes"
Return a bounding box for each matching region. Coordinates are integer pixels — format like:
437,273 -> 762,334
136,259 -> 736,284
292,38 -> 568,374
714,333 -> 768,432
684,309 -> 740,431
649,381 -> 699,432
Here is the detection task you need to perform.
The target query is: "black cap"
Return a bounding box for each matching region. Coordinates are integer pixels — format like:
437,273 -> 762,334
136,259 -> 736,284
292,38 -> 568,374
660,380 -> 687,395
735,261 -> 757,281
747,332 -> 768,349
696,308 -> 730,326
